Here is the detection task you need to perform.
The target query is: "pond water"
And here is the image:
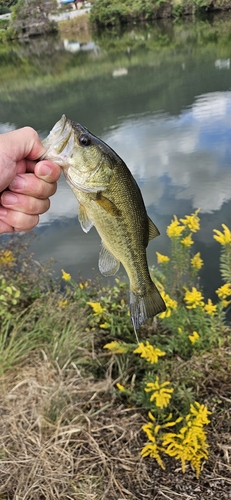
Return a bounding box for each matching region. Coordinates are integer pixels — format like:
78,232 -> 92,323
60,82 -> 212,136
1,13 -> 231,299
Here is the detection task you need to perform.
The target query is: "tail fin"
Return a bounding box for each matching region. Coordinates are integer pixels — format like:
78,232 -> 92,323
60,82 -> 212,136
130,283 -> 166,330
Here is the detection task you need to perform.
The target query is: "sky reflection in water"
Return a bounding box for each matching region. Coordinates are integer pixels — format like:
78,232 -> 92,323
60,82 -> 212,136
1,19 -> 231,297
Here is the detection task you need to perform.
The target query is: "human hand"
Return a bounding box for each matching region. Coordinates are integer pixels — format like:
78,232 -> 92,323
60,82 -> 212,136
0,127 -> 61,234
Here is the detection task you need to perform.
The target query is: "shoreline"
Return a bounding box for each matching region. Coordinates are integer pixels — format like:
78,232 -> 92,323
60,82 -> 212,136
89,0 -> 231,26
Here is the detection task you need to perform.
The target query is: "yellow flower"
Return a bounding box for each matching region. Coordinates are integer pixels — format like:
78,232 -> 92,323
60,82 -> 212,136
159,292 -> 177,319
162,402 -> 211,478
0,250 -> 15,266
188,331 -> 199,344
61,269 -> 71,281
191,252 -> 203,270
166,215 -> 185,238
133,341 -> 166,364
181,233 -> 193,247
189,401 -> 211,426
204,298 -> 217,316
104,341 -> 126,353
79,281 -> 89,289
213,224 -> 231,245
116,383 -> 125,392
145,377 -> 174,408
220,299 -> 231,308
99,322 -> 111,329
180,209 -> 200,232
141,442 -> 165,469
141,440 -> 165,468
59,300 -> 68,307
216,283 -> 231,300
184,287 -> 204,309
156,252 -> 170,264
87,301 -> 105,316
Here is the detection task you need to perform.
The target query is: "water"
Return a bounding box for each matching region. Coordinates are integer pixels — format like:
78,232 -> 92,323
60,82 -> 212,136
1,14 -> 231,297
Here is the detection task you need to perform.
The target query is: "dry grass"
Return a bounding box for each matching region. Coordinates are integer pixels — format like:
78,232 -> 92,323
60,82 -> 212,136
0,351 -> 231,500
58,14 -> 92,42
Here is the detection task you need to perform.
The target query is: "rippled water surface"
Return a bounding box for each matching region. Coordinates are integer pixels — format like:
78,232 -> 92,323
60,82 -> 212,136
1,14 -> 231,296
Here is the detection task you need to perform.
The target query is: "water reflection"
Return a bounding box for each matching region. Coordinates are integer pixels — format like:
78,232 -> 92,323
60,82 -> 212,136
1,15 -> 231,296
102,91 -> 231,214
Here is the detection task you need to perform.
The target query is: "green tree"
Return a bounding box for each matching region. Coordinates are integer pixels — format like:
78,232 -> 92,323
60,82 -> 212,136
11,0 -> 57,37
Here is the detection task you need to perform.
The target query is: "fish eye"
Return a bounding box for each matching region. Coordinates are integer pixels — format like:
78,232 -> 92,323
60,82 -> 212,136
79,134 -> 91,147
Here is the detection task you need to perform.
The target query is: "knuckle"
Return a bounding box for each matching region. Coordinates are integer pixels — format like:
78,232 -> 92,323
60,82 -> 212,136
15,214 -> 39,231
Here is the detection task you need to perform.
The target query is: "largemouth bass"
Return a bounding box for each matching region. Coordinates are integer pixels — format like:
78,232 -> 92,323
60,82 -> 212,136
42,115 -> 166,329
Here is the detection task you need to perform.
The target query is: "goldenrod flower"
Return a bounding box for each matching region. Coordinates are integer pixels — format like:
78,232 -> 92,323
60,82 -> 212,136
79,281 -> 88,289
87,301 -> 105,316
61,269 -> 71,281
141,442 -> 165,469
133,341 -> 166,364
104,341 -> 127,353
145,377 -> 173,408
180,209 -> 200,232
184,287 -> 204,309
159,292 -> 177,319
191,252 -> 203,270
220,299 -> 231,308
99,322 -> 111,329
59,299 -> 68,307
156,252 -> 170,264
216,283 -> 231,300
166,215 -> 185,238
181,233 -> 193,247
188,331 -> 199,344
189,401 -> 211,426
116,383 -> 126,392
0,250 -> 15,266
162,402 -> 211,478
204,298 -> 217,316
213,224 -> 231,245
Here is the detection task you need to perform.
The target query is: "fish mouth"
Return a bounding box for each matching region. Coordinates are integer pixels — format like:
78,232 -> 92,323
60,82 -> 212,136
41,114 -> 75,166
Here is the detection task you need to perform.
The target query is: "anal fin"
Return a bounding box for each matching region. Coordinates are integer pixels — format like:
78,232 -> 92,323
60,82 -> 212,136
148,216 -> 160,241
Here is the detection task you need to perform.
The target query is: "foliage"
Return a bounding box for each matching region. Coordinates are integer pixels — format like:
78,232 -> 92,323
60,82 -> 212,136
90,0 -> 170,26
0,0 -> 15,15
10,0 -> 57,38
1,213 -> 231,479
96,210 -> 231,477
90,0 -> 219,26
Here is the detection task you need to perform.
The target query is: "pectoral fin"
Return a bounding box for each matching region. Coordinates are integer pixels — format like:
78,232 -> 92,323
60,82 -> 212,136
99,243 -> 120,276
148,216 -> 160,241
94,193 -> 121,217
78,204 -> 93,233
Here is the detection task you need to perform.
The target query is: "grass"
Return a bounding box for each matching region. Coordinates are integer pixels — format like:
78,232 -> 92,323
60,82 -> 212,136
58,13 -> 92,42
1,221 -> 231,497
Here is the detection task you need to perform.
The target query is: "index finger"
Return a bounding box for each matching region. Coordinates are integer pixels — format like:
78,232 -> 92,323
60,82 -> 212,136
1,127 -> 46,163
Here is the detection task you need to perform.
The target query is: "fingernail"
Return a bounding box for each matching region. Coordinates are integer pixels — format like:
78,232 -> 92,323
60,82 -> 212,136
1,192 -> 18,205
9,175 -> 26,190
37,163 -> 52,177
0,207 -> 7,216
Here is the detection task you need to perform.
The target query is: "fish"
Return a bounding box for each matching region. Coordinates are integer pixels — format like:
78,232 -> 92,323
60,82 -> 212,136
42,115 -> 166,329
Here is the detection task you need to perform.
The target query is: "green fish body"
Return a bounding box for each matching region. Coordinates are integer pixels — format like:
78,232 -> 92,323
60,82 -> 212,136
43,115 -> 166,328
